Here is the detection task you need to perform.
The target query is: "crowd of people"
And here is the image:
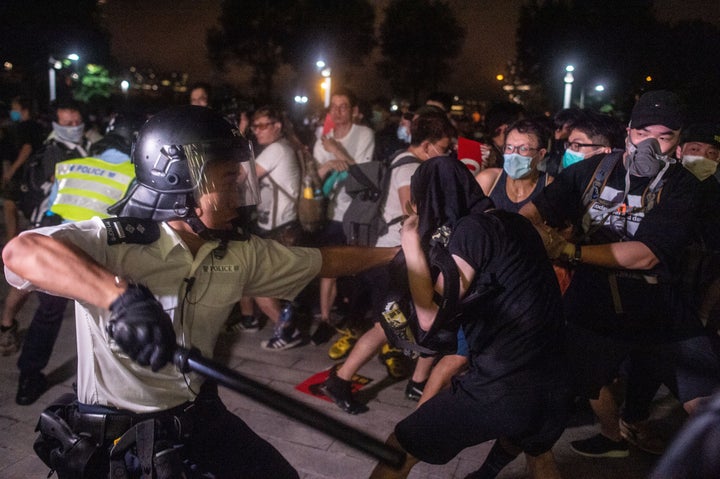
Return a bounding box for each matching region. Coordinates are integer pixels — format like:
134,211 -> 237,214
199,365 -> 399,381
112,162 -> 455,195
0,83 -> 718,478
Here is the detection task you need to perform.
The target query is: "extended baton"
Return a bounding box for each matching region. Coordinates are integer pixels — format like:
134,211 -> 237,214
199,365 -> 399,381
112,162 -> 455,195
173,346 -> 405,468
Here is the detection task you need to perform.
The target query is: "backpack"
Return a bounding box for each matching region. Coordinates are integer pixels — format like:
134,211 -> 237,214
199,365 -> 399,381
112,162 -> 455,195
342,151 -> 420,246
296,148 -> 327,234
18,142 -> 69,226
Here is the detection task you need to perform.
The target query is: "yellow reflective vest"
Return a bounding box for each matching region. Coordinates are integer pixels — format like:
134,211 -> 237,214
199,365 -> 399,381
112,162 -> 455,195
50,157 -> 135,222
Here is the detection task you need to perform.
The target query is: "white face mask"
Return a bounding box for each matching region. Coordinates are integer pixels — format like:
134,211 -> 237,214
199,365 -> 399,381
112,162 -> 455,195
682,155 -> 718,181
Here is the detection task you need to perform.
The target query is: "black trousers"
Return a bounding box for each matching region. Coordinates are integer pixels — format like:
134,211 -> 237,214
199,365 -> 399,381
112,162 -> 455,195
18,292 -> 69,376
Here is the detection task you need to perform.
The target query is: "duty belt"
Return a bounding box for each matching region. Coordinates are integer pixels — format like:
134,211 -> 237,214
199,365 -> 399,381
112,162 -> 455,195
69,402 -> 196,446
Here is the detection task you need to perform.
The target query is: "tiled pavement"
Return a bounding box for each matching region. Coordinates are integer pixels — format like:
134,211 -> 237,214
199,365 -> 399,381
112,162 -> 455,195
0,283 -> 683,478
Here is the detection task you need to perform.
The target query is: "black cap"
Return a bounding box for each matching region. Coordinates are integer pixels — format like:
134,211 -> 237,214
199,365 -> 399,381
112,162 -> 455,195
681,123 -> 720,149
630,90 -> 685,130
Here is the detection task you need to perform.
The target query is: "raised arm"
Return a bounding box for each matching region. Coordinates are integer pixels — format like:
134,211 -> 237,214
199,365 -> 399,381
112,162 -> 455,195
2,232 -> 125,308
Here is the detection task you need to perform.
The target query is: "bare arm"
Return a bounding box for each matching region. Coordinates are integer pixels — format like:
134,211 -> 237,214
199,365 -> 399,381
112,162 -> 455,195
318,245 -> 400,278
2,232 -> 125,309
4,143 -> 33,182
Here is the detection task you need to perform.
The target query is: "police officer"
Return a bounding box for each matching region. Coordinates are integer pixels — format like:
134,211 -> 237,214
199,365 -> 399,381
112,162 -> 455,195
2,105 -> 398,478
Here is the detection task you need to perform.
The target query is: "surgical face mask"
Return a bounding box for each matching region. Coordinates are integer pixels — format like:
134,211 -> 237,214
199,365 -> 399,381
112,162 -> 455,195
625,137 -> 669,178
52,121 -> 85,145
562,149 -> 585,169
9,110 -> 21,122
503,153 -> 533,179
682,155 -> 718,181
397,125 -> 411,143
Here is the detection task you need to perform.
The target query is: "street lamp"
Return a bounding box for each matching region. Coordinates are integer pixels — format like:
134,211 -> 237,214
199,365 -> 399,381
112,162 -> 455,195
563,65 -> 574,109
48,53 -> 79,102
316,60 -> 332,108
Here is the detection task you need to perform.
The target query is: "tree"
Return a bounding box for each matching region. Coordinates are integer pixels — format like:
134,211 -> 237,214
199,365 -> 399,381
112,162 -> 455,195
207,0 -> 298,102
377,0 -> 465,104
207,0 -> 375,102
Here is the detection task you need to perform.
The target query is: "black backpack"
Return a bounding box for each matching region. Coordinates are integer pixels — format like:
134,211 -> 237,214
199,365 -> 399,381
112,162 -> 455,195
18,141 -> 70,226
342,151 -> 419,246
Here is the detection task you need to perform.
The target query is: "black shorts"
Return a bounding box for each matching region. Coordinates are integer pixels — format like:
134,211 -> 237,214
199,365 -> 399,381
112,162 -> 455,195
565,323 -> 720,402
395,370 -> 572,463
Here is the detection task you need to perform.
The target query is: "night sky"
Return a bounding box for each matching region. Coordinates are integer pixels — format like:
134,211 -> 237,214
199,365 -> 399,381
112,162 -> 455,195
102,0 -> 720,99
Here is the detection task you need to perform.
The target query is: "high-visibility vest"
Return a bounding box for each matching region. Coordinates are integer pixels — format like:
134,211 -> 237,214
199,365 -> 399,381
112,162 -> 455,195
50,157 -> 135,221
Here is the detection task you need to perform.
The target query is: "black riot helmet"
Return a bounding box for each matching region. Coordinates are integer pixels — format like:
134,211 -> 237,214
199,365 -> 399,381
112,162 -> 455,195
110,105 -> 258,222
90,112 -> 147,157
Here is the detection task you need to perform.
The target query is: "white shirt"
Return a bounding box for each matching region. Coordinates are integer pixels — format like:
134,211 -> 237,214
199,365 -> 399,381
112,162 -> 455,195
313,124 -> 375,222
376,152 -> 420,247
5,218 -> 322,412
255,138 -> 300,230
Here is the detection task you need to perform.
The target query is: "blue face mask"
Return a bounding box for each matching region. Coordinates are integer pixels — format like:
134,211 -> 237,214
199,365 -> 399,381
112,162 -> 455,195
503,153 -> 533,179
562,149 -> 585,169
397,125 -> 411,143
9,110 -> 21,122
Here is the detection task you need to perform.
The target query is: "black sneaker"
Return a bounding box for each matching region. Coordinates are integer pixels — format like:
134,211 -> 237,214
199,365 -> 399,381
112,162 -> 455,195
319,371 -> 369,414
405,379 -> 427,401
16,372 -> 48,406
226,314 -> 261,333
570,433 -> 629,458
311,322 -> 336,345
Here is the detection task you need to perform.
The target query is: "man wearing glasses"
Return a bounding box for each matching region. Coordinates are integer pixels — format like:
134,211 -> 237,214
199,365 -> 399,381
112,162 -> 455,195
310,88 -> 375,345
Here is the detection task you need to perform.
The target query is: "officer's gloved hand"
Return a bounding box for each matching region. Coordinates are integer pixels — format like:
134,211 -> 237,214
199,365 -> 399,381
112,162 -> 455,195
107,284 -> 176,372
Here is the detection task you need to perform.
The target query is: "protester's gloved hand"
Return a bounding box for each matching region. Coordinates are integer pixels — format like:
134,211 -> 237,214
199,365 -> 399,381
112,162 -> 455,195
534,223 -> 575,261
107,284 -> 176,372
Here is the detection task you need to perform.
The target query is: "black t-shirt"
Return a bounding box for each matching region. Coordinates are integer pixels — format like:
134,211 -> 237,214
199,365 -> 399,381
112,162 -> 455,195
448,210 -> 565,388
533,153 -> 703,338
14,119 -> 46,153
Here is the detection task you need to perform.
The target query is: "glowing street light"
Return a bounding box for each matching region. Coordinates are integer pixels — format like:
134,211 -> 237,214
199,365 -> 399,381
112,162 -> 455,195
594,84 -> 605,92
48,53 -> 79,102
316,60 -> 332,108
563,65 -> 574,109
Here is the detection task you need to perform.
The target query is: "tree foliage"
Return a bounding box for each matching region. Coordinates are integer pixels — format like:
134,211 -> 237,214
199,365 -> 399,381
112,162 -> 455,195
207,0 -> 375,102
0,0 -> 112,103
377,0 -> 465,103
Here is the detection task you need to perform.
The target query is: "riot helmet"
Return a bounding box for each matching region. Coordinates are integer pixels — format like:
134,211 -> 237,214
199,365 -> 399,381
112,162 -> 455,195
90,112 -> 147,156
111,105 -> 258,223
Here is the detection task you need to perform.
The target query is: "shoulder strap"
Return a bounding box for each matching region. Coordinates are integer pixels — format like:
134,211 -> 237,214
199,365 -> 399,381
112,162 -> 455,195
384,154 -> 420,226
581,150 -> 623,209
487,169 -> 503,195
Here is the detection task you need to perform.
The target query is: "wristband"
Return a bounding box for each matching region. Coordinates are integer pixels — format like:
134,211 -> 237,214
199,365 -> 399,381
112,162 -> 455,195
569,244 -> 582,265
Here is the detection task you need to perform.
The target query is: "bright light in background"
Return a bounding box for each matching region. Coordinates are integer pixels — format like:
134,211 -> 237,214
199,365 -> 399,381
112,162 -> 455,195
496,74 -> 504,81
120,80 -> 130,93
294,95 -> 308,104
316,60 -> 326,69
594,84 -> 605,92
390,104 -> 398,111
645,75 -> 653,82
563,65 -> 575,109
67,53 -> 80,61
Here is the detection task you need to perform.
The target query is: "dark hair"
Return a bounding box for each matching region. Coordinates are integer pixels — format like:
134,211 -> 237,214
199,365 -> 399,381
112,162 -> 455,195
189,82 -> 211,95
331,88 -> 358,108
505,118 -> 551,150
410,110 -> 456,146
570,110 -> 626,149
553,108 -> 585,130
484,102 -> 526,137
11,96 -> 33,112
252,105 -> 283,127
53,98 -> 84,117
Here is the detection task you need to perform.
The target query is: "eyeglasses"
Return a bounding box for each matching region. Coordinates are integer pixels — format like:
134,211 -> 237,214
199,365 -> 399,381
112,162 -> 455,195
503,144 -> 538,155
251,121 -> 275,131
564,141 -> 605,152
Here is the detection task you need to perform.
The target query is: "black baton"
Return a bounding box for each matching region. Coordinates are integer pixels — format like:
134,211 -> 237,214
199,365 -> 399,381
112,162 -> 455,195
173,346 -> 405,468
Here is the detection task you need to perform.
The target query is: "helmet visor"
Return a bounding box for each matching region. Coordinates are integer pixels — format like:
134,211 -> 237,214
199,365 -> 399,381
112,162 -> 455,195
184,136 -> 259,211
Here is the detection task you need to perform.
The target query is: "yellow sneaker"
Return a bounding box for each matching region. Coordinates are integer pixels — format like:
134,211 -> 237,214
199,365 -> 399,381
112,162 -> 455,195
379,343 -> 413,379
328,328 -> 359,360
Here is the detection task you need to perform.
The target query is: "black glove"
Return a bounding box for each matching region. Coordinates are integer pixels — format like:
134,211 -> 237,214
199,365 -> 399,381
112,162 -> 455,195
107,284 -> 176,372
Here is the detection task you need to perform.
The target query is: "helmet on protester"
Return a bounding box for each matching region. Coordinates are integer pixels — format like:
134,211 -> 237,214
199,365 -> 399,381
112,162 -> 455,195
110,105 -> 258,222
